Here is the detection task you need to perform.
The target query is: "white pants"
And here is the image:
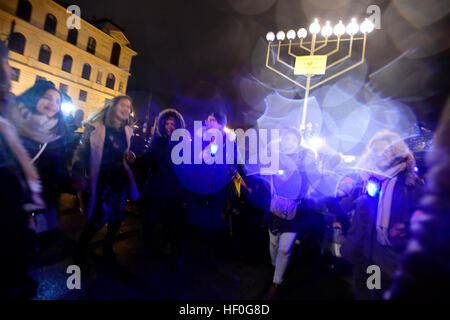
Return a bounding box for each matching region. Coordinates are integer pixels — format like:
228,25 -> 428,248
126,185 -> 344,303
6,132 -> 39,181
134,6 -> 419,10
269,230 -> 297,284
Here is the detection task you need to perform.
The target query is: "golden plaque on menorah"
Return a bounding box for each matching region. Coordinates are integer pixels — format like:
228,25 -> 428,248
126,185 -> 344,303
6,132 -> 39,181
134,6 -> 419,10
265,18 -> 375,131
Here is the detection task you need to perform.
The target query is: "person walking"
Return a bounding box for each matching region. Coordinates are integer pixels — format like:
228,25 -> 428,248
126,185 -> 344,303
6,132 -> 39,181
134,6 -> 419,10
0,41 -> 45,298
4,79 -> 70,251
340,130 -> 422,299
72,95 -> 139,261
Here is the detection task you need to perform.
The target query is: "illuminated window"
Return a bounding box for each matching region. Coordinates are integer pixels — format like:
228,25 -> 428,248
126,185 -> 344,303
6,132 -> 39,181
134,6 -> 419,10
87,37 -> 96,54
11,68 -> 20,82
79,90 -> 87,102
67,29 -> 78,45
44,14 -> 57,35
106,73 -> 115,89
82,63 -> 91,80
16,0 -> 32,22
8,32 -> 26,54
62,55 -> 73,73
38,45 -> 51,64
59,83 -> 68,93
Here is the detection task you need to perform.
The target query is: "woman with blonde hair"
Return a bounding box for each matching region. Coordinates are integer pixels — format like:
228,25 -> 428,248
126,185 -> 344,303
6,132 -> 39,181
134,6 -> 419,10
340,130 -> 422,299
72,95 -> 139,261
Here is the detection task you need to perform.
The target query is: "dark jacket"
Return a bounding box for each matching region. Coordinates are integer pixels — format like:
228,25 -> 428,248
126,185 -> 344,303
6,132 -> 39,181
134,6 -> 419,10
388,133 -> 450,299
20,136 -> 70,207
72,121 -> 139,219
141,109 -> 186,201
340,170 -> 422,276
142,135 -> 184,200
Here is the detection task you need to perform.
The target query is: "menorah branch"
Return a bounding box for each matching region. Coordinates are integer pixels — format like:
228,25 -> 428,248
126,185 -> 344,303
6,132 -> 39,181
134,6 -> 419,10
264,18 -> 374,131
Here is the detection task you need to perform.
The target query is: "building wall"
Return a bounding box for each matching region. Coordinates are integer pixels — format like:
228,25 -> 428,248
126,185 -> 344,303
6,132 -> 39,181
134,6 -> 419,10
0,0 -> 137,118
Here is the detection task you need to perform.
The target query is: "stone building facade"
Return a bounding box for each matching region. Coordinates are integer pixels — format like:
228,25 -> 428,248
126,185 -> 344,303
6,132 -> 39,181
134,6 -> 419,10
0,0 -> 137,117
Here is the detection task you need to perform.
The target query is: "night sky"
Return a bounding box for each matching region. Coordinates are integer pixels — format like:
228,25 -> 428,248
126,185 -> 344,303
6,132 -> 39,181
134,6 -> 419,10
67,0 -> 449,128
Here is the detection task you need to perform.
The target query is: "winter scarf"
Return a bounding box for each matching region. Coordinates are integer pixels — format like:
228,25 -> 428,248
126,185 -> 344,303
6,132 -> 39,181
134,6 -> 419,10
5,101 -> 60,144
360,160 -> 407,247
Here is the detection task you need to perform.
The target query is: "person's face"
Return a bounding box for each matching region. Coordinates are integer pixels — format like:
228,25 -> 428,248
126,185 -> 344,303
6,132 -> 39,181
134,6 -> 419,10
165,117 -> 176,136
114,98 -> 131,122
1,57 -> 15,89
206,115 -> 222,131
36,89 -> 61,118
372,140 -> 392,168
74,111 -> 84,126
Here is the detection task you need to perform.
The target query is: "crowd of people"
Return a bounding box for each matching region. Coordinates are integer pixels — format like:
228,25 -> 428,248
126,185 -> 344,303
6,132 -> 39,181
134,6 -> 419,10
0,40 -> 449,300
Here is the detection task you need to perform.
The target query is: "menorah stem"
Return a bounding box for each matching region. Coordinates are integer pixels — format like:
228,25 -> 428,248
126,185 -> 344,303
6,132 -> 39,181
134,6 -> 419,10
301,76 -> 311,131
300,34 -> 316,131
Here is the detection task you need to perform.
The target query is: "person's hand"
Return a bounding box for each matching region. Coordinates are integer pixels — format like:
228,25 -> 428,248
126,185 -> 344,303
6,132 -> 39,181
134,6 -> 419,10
124,151 -> 136,164
31,192 -> 45,208
28,215 -> 36,232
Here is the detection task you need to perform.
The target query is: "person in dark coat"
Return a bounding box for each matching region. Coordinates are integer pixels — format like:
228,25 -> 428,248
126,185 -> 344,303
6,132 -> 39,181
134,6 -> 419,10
73,95 -> 139,261
172,111 -> 238,267
386,100 -> 450,300
0,41 -> 44,298
140,108 -> 186,261
340,130 -> 422,299
4,80 -> 70,250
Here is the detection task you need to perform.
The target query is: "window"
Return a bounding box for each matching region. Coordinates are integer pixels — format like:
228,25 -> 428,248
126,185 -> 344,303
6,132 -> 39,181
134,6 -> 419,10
38,45 -> 51,64
106,73 -> 115,90
16,0 -> 32,22
110,42 -> 121,66
119,82 -> 124,93
78,90 -> 87,102
11,68 -> 20,82
61,55 -> 73,73
81,63 -> 91,80
67,29 -> 78,45
44,14 -> 57,35
8,32 -> 26,55
35,75 -> 46,83
59,83 -> 68,94
87,37 -> 96,54
96,71 -> 102,84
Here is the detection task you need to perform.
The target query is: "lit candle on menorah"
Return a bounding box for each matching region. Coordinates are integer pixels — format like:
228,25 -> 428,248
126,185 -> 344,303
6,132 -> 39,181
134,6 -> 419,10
265,18 -> 375,131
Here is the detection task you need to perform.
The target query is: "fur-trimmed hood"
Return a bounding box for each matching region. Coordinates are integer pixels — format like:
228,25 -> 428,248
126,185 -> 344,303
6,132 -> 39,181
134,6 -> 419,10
155,108 -> 185,138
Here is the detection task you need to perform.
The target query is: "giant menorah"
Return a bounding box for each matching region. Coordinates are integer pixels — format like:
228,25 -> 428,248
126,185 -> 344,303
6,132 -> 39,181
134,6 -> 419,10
265,18 -> 375,131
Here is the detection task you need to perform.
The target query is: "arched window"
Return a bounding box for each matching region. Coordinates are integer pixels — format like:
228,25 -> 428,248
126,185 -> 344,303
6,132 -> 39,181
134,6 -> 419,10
44,14 -> 57,35
81,63 -> 91,80
87,37 -> 96,54
106,73 -> 115,89
16,0 -> 32,22
8,32 -> 26,55
110,42 -> 121,66
38,45 -> 51,64
62,55 -> 73,73
67,29 -> 78,45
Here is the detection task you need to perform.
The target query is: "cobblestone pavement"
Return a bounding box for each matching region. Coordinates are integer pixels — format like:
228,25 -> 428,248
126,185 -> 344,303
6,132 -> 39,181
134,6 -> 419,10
29,194 -> 353,300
